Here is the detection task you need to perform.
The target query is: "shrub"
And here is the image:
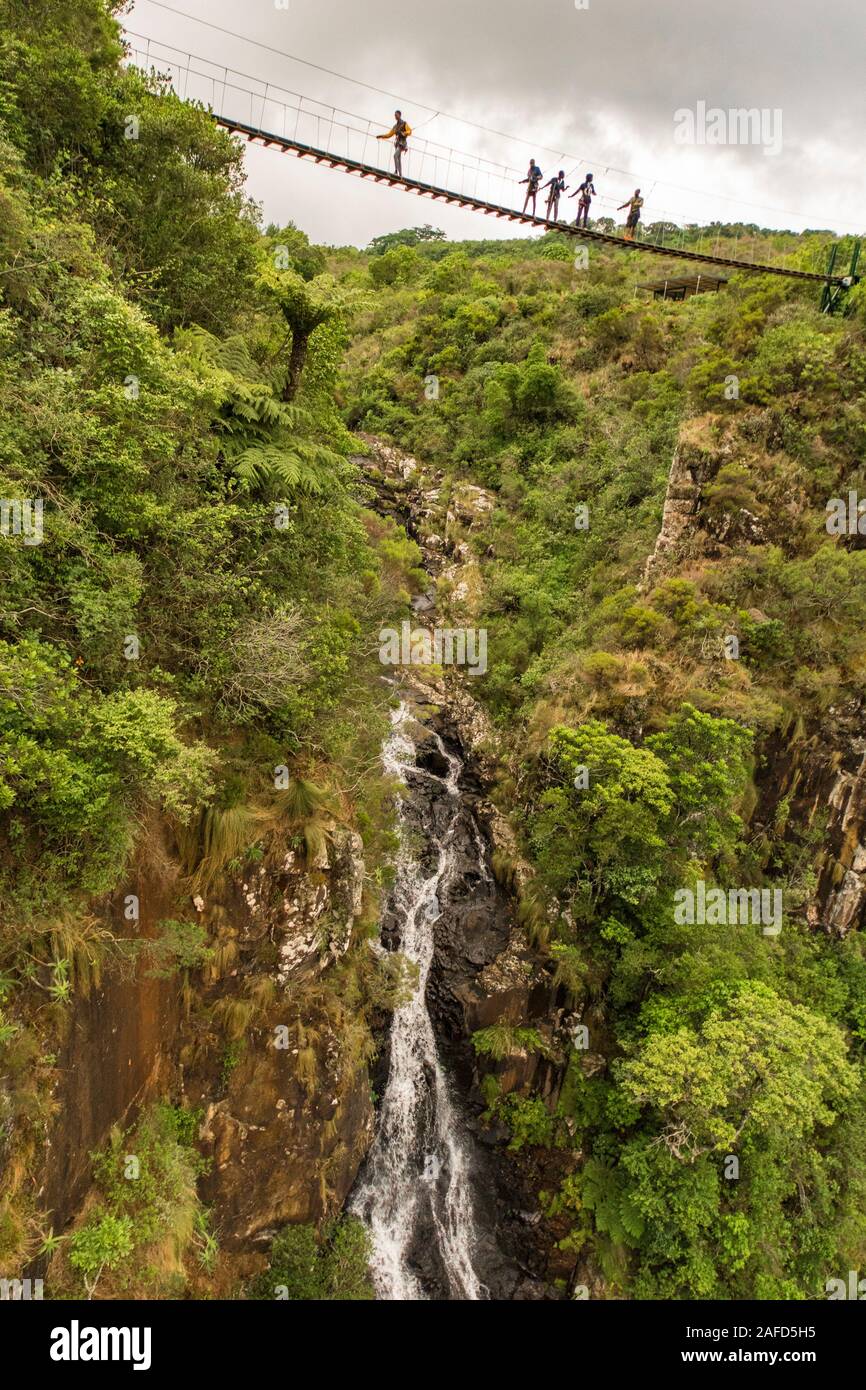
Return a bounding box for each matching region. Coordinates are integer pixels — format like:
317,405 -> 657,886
248,1217 -> 374,1300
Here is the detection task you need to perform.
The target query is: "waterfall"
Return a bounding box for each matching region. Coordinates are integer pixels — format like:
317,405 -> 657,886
350,699 -> 488,1300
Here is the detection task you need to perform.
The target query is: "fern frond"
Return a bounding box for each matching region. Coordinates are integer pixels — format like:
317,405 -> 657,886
232,443 -> 339,494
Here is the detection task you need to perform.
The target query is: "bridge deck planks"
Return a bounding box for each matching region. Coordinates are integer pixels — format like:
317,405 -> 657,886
215,116 -> 842,286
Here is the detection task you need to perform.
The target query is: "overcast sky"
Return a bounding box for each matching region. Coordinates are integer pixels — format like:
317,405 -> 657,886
123,0 -> 866,248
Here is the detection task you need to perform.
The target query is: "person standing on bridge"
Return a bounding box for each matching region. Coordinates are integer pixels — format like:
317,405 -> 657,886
570,172 -> 596,228
542,170 -> 567,222
377,111 -> 412,177
520,160 -> 543,216
618,188 -> 644,241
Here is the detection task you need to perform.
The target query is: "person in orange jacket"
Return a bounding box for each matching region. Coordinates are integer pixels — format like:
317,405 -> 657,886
377,111 -> 412,177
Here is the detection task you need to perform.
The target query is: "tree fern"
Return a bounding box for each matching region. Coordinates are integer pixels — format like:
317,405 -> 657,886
231,442 -> 338,494
581,1157 -> 645,1247
175,324 -> 346,494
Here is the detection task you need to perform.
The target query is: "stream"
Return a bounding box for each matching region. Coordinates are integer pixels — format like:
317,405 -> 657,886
350,693 -> 510,1300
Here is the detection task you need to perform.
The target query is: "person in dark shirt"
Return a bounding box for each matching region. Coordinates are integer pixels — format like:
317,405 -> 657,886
520,160 -> 543,216
377,111 -> 412,176
542,169 -> 568,222
570,172 -> 597,228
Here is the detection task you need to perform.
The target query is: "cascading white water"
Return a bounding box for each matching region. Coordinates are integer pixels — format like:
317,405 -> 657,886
350,700 -> 488,1300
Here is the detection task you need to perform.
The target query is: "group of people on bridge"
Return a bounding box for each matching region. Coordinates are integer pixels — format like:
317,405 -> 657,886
520,162 -> 643,239
377,111 -> 645,239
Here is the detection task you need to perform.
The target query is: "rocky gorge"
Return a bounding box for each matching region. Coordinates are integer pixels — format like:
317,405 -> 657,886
29,434 -> 579,1300
30,421 -> 866,1302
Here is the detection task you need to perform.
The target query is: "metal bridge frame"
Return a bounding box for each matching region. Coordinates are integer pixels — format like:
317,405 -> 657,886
216,115 -> 854,292
820,241 -> 862,314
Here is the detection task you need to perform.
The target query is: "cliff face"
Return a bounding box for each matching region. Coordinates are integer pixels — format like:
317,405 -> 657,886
42,832 -> 184,1241
638,412 -> 866,938
183,824 -> 373,1249
35,819 -> 373,1266
820,744 -> 866,933
756,710 -> 866,936
640,415 -> 726,590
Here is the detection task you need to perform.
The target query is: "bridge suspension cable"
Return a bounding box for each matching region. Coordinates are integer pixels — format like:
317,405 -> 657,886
131,1 -> 865,236
123,34 -> 853,288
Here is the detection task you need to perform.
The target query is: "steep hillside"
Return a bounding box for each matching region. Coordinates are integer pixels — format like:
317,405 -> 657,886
0,0 -> 415,1297
338,227 -> 866,1298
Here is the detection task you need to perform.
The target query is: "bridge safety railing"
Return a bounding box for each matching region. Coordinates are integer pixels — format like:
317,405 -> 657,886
123,33 -> 844,282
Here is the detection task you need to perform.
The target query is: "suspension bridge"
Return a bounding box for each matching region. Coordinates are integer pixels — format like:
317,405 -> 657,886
124,31 -> 861,306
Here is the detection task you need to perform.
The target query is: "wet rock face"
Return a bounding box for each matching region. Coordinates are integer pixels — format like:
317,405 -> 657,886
352,437 -> 586,1294
410,732 -> 514,1046
377,756 -> 513,1047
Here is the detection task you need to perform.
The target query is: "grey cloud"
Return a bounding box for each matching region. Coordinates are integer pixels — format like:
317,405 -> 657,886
129,0 -> 865,243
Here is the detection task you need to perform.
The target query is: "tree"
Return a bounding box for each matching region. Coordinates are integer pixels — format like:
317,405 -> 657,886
530,720 -> 674,906
248,1217 -> 374,1300
367,224 -> 446,255
645,221 -> 680,242
618,983 -> 858,1161
263,223 -> 327,280
0,2 -> 260,333
0,0 -> 123,172
646,703 -> 753,860
257,260 -> 343,401
69,1213 -> 134,1299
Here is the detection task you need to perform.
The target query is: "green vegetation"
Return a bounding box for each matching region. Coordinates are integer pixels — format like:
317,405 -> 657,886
63,1105 -> 213,1297
472,1024 -> 548,1060
248,1216 -> 374,1300
0,0 -> 415,936
0,0 -> 415,1285
342,197 -> 866,1298
2,0 -> 866,1305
